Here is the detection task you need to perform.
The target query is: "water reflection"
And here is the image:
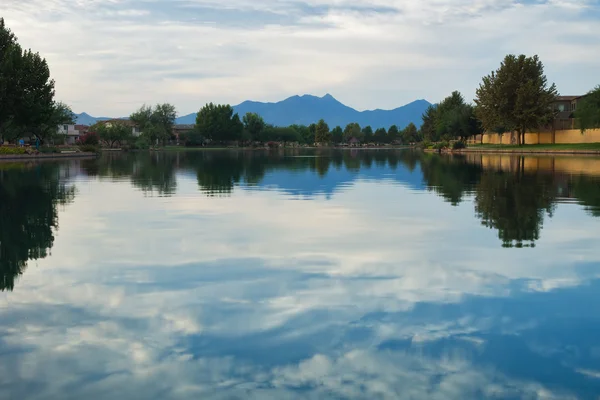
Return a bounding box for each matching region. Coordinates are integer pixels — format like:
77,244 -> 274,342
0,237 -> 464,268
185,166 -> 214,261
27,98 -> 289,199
0,163 -> 75,291
2,151 -> 600,399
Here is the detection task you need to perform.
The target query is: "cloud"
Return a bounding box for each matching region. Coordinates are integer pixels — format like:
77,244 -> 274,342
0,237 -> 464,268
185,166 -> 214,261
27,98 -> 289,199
1,0 -> 599,115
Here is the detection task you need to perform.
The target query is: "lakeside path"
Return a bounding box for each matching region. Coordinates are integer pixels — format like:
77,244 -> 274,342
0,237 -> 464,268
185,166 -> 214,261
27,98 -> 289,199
0,152 -> 98,161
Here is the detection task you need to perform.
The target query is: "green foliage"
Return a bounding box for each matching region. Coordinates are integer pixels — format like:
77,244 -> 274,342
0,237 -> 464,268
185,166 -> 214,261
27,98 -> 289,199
420,105 -> 438,142
343,123 -> 362,142
475,54 -> 558,145
0,146 -> 26,155
78,144 -> 100,153
242,112 -> 266,142
130,103 -> 177,145
92,121 -> 133,148
374,127 -> 387,144
0,18 -> 66,144
362,126 -> 373,142
290,124 -> 313,145
195,103 -> 243,143
331,126 -> 343,144
388,125 -> 400,143
262,125 -> 300,143
575,85 -> 600,132
134,135 -> 151,150
39,146 -> 60,154
402,123 -> 420,143
315,119 -> 330,143
452,140 -> 467,150
179,129 -> 204,147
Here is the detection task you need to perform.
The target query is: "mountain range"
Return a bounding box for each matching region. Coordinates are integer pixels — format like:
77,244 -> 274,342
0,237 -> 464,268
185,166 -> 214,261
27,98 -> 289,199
75,94 -> 431,129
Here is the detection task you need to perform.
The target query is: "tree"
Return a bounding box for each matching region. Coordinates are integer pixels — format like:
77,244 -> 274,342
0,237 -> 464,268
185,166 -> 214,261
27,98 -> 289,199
343,122 -> 361,143
575,85 -> 600,132
130,103 -> 177,145
388,125 -> 400,143
315,119 -> 330,143
0,18 -> 57,143
362,126 -> 373,143
374,127 -> 387,144
195,103 -> 243,143
402,123 -> 420,143
475,54 -> 558,146
92,121 -> 133,148
420,105 -> 438,142
242,112 -> 266,142
290,124 -> 313,145
331,126 -> 343,144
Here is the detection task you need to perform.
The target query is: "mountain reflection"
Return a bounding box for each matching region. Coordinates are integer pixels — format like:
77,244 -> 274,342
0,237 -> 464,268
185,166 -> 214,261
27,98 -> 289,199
2,150 -> 600,291
0,163 -> 75,291
79,149 -> 599,249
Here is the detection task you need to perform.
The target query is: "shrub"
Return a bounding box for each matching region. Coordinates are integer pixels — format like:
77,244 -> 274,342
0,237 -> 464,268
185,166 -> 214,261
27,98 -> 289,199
433,141 -> 450,150
79,144 -> 100,153
0,146 -> 26,155
78,131 -> 100,146
422,140 -> 433,149
452,140 -> 466,150
39,146 -> 60,154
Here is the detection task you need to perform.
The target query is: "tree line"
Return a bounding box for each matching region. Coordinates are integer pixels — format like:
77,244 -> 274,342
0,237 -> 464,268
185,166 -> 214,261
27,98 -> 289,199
176,102 -> 422,147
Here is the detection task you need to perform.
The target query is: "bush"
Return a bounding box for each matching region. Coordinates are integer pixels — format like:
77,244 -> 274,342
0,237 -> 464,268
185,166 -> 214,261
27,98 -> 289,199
0,146 -> 26,155
180,131 -> 203,147
452,140 -> 466,150
433,141 -> 450,150
39,146 -> 60,154
78,131 -> 100,146
422,140 -> 433,149
79,144 -> 100,153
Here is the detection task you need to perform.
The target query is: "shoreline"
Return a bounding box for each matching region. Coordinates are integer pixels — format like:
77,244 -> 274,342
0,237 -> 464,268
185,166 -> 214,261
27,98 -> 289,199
453,148 -> 600,156
0,152 -> 98,161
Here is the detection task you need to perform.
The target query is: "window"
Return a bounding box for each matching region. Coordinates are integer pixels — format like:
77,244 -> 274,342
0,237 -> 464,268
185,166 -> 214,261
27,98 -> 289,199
63,125 -> 68,131
558,104 -> 565,112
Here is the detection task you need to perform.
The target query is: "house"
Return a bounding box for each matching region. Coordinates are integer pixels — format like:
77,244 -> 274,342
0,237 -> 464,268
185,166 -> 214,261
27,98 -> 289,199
98,119 -> 142,137
172,124 -> 195,144
57,124 -> 89,144
551,95 -> 585,131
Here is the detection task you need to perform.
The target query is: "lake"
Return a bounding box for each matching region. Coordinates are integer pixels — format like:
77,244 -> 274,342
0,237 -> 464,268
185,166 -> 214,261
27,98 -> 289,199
2,149 -> 600,399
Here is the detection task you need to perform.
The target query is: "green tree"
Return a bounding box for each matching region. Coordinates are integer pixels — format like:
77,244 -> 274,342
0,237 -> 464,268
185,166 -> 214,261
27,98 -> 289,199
420,105 -> 438,142
374,127 -> 387,144
130,103 -> 177,145
290,124 -> 313,145
331,126 -> 343,144
194,103 -> 243,143
315,119 -> 330,144
343,122 -> 361,143
575,85 -> 600,132
0,19 -> 57,143
475,54 -> 558,146
388,125 -> 400,143
242,112 -> 266,142
362,126 -> 373,143
402,123 -> 420,143
92,121 -> 133,148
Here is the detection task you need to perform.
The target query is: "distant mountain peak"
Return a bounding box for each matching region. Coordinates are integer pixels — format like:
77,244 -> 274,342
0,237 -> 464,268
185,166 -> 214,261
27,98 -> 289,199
80,94 -> 432,129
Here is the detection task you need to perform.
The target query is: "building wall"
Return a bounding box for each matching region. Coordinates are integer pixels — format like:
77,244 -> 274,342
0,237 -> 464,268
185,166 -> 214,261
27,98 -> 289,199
471,128 -> 600,145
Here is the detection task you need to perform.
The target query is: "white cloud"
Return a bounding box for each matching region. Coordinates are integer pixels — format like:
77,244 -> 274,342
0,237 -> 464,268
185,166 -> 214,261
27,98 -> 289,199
1,0 -> 599,115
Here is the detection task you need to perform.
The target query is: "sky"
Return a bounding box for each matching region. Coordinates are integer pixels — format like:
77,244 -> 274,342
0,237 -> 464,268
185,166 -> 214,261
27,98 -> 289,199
2,0 -> 600,116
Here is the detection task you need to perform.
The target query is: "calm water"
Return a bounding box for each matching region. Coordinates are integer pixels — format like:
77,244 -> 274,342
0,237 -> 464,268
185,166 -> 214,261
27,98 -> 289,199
2,149 -> 600,399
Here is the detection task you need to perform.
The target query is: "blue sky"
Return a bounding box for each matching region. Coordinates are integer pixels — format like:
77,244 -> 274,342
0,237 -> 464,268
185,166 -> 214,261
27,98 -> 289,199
3,0 -> 600,116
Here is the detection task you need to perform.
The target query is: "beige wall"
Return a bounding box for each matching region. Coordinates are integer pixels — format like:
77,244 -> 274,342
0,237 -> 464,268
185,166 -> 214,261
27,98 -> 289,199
471,128 -> 600,145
